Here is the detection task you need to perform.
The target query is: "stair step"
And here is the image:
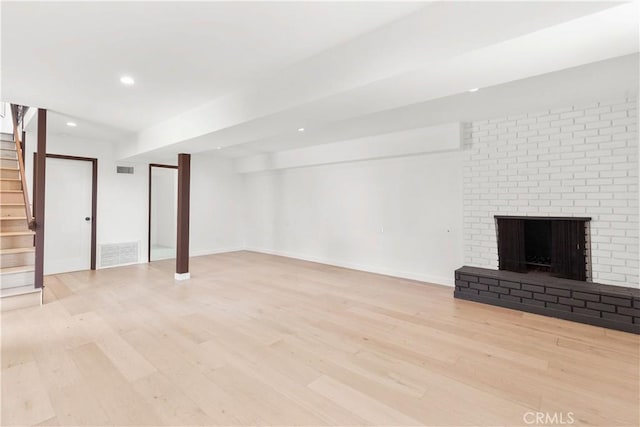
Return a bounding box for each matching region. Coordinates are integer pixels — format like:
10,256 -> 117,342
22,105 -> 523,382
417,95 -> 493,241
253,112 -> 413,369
0,266 -> 35,290
0,264 -> 35,274
0,168 -> 20,179
0,286 -> 42,312
1,284 -> 39,297
0,247 -> 35,255
0,159 -> 18,168
0,231 -> 34,236
0,132 -> 14,142
0,178 -> 22,191
0,202 -> 26,214
0,149 -> 17,158
0,216 -> 29,232
0,230 -> 34,250
0,191 -> 26,203
0,247 -> 35,268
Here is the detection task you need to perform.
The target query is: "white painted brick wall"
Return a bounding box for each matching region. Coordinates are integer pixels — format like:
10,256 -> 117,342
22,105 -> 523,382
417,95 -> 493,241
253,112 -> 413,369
463,97 -> 639,288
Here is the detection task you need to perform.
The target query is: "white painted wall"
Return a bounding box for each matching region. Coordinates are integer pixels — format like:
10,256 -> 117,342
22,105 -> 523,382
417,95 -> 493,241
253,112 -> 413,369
190,152 -> 245,256
243,151 -> 464,286
0,104 -> 15,133
22,121 -> 462,285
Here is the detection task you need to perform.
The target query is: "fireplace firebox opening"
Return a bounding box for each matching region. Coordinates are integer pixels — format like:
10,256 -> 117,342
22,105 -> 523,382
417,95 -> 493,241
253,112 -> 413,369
496,216 -> 590,281
524,219 -> 552,273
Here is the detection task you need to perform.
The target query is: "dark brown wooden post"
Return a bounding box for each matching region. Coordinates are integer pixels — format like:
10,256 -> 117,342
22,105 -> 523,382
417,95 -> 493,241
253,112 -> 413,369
148,164 -> 152,263
34,109 -> 47,288
175,153 -> 191,280
90,158 -> 98,270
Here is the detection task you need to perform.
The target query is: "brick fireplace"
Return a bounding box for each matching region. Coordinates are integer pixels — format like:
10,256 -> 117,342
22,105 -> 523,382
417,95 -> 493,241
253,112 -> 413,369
457,96 -> 639,333
454,266 -> 639,334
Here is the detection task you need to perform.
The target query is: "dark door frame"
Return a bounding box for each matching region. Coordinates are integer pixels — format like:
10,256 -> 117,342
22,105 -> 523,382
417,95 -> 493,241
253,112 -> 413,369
148,163 -> 178,263
33,153 -> 98,270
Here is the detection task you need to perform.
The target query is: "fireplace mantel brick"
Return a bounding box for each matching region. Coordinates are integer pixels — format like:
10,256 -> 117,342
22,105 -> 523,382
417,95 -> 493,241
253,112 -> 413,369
454,266 -> 640,334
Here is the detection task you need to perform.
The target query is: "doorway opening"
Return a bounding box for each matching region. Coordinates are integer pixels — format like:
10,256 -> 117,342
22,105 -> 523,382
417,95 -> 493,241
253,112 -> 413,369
148,163 -> 178,262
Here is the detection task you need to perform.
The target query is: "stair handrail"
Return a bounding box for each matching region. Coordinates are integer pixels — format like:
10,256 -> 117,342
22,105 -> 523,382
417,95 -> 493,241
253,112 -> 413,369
9,104 -> 35,230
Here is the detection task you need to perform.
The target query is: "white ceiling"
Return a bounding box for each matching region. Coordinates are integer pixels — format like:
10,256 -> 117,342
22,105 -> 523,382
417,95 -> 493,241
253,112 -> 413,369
201,54 -> 640,157
2,1 -> 638,162
140,54 -> 639,163
38,111 -> 132,144
1,1 -> 425,130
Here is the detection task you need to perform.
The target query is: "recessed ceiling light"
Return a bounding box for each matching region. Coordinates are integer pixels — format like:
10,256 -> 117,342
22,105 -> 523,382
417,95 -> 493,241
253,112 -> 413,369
215,146 -> 222,150
298,128 -> 305,132
120,75 -> 135,86
66,122 -> 77,127
468,88 -> 479,93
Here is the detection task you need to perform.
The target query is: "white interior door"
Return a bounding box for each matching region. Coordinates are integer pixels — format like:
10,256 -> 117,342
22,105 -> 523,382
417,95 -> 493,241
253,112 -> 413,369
44,157 -> 93,274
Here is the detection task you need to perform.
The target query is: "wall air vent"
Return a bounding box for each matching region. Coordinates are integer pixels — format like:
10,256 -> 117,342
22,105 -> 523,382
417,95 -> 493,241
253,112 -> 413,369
100,242 -> 139,267
117,166 -> 134,174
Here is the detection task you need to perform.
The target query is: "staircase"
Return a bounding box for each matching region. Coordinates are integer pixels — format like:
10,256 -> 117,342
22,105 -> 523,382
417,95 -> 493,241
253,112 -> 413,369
0,130 -> 41,311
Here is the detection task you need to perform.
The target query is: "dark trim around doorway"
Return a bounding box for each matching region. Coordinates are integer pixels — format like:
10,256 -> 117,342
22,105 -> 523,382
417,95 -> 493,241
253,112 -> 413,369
33,153 -> 98,270
148,163 -> 178,263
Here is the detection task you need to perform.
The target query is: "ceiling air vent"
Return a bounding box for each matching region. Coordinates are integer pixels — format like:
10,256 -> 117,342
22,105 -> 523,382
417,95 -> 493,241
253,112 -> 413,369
117,166 -> 134,174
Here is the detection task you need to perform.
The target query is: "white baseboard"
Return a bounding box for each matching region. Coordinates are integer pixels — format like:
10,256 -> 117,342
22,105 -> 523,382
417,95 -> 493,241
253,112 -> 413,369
190,247 -> 244,257
148,254 -> 174,261
0,287 -> 42,312
244,246 -> 454,287
97,247 -> 244,269
94,245 -> 453,287
98,261 -> 142,270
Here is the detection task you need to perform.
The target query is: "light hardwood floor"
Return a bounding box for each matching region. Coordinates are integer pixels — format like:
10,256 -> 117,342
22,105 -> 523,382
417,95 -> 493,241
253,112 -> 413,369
1,251 -> 638,426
